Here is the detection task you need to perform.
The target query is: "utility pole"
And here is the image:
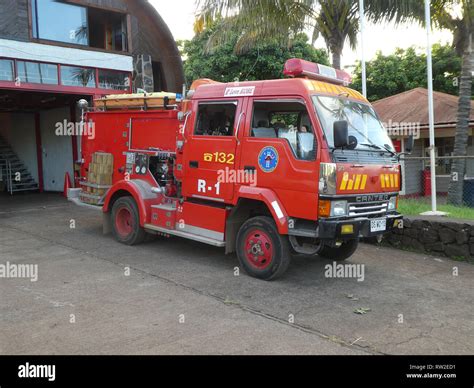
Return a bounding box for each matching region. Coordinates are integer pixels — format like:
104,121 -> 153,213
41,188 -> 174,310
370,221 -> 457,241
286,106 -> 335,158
359,0 -> 367,98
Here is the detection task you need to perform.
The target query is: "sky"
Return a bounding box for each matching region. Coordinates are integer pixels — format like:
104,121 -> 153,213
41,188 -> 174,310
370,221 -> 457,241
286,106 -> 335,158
150,0 -> 453,72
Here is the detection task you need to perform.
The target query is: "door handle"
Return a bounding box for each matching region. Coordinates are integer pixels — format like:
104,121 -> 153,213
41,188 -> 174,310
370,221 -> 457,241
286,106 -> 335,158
189,161 -> 199,168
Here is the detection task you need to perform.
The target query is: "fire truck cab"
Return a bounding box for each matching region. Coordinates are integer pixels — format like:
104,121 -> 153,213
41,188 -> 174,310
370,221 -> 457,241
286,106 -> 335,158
79,59 -> 404,281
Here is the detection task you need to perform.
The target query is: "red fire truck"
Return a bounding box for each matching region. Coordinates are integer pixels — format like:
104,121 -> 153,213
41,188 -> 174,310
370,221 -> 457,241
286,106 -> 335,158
76,59 -> 407,280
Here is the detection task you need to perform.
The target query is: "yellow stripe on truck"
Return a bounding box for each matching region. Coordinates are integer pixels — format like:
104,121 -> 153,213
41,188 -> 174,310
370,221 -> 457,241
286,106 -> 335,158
340,172 -> 349,190
354,174 -> 362,190
340,174 -> 368,191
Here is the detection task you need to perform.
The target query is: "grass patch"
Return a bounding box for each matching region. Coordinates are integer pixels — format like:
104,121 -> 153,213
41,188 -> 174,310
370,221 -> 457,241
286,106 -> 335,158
399,198 -> 474,220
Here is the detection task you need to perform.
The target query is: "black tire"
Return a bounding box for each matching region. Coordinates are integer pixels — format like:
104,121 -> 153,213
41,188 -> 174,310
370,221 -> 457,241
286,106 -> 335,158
318,239 -> 359,261
236,216 -> 291,281
111,196 -> 147,246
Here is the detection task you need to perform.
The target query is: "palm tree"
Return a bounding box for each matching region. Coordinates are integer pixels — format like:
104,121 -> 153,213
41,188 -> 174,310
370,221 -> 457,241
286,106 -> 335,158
196,0 -> 418,69
434,0 -> 474,206
197,0 -> 473,207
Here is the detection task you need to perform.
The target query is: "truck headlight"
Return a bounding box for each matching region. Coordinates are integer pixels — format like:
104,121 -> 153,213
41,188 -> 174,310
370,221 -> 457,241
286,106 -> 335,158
388,196 -> 398,211
319,163 -> 337,195
331,200 -> 348,217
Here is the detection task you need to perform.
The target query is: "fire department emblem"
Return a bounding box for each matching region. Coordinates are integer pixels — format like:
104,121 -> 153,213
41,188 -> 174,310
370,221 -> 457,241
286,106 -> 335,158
258,146 -> 279,173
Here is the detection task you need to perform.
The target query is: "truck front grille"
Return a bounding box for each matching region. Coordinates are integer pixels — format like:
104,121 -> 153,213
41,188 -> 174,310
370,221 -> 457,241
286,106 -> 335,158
348,201 -> 388,217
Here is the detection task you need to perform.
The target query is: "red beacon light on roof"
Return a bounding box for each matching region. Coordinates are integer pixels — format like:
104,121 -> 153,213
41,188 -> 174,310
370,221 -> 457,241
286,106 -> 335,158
283,58 -> 352,86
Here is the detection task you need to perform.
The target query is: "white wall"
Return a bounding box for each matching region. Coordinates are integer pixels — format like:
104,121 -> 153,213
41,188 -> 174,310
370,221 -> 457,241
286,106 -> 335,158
0,39 -> 133,72
0,112 -> 39,183
40,107 -> 74,192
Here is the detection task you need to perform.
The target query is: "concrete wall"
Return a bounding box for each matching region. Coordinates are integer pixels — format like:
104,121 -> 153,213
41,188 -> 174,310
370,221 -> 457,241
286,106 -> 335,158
0,39 -> 133,72
40,107 -> 74,192
0,112 -> 39,183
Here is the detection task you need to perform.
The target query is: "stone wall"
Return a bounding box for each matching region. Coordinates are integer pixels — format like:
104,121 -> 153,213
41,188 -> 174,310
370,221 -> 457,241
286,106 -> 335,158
133,54 -> 154,93
382,216 -> 474,261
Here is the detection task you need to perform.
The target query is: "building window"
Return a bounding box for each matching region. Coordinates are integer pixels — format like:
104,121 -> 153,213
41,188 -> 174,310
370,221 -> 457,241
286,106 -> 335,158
88,8 -> 129,52
61,66 -> 96,88
194,103 -> 237,136
0,59 -> 14,81
98,70 -> 130,90
32,0 -> 89,46
31,0 -> 129,52
16,61 -> 58,85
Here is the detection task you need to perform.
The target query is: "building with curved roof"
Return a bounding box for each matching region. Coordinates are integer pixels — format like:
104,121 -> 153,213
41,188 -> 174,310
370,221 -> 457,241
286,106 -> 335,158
0,0 -> 184,193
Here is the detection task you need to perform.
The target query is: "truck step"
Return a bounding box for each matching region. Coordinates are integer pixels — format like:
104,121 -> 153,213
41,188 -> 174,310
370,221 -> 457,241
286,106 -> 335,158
144,223 -> 225,248
151,203 -> 177,211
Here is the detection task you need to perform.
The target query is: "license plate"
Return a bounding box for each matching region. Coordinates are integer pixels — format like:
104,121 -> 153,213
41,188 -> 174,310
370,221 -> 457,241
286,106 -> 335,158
370,218 -> 386,232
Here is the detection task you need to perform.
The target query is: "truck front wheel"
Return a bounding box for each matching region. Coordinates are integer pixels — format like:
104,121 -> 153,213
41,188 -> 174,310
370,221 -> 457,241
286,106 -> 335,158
318,239 -> 359,261
111,196 -> 146,246
236,216 -> 291,281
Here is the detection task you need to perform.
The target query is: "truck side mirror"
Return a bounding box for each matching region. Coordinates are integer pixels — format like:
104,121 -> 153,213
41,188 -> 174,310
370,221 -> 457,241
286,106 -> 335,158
405,135 -> 414,154
333,121 -> 349,148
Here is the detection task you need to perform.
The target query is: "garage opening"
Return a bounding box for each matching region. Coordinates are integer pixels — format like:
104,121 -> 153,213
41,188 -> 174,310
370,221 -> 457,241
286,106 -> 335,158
0,90 -> 89,195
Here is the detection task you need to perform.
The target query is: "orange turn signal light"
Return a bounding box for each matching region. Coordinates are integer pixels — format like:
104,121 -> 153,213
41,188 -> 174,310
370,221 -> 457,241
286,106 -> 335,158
319,199 -> 331,218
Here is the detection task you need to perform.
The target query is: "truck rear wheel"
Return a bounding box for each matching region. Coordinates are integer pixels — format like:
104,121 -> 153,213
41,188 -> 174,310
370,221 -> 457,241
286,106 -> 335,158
236,216 -> 291,281
111,196 -> 146,246
318,239 -> 359,261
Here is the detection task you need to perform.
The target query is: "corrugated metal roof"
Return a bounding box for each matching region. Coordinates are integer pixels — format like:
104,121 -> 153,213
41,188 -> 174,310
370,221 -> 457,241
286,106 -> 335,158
372,88 -> 474,126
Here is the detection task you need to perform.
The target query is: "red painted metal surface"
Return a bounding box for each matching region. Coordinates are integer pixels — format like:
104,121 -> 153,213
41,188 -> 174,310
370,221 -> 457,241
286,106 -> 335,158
243,228 -> 273,270
115,206 -> 133,238
81,66 -> 400,242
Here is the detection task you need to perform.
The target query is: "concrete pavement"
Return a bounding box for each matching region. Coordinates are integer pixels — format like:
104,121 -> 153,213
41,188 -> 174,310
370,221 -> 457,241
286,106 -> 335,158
0,194 -> 473,355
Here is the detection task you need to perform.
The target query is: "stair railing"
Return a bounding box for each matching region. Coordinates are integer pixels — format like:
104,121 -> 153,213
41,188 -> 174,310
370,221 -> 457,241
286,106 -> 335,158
0,159 -> 14,195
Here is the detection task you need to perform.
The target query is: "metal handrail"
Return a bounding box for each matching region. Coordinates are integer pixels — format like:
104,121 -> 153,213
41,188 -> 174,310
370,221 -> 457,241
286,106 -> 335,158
0,158 -> 13,195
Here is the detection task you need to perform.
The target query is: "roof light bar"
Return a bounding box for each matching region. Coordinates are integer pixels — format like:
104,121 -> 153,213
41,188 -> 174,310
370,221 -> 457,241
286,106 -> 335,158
283,59 -> 352,86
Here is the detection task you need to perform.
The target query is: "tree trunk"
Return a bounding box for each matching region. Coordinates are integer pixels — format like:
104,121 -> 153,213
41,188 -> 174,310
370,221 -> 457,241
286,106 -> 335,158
447,33 -> 473,206
332,50 -> 342,70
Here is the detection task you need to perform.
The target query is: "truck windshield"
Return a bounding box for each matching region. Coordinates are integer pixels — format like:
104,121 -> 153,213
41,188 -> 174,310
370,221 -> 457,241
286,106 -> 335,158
312,95 -> 394,152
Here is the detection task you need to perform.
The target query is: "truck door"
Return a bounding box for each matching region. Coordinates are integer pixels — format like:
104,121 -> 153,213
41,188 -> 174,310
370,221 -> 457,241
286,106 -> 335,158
182,99 -> 244,203
238,98 -> 320,220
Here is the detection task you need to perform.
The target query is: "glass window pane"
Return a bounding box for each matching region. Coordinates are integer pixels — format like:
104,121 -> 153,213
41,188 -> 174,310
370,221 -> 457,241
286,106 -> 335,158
194,103 -> 237,136
98,70 -> 130,90
16,61 -> 58,85
61,66 -> 96,88
33,0 -> 88,45
0,59 -> 14,81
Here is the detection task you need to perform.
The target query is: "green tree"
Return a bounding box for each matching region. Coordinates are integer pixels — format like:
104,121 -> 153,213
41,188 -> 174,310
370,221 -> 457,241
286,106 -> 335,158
196,0 -> 418,69
433,0 -> 474,206
181,28 -> 329,85
351,44 -> 463,101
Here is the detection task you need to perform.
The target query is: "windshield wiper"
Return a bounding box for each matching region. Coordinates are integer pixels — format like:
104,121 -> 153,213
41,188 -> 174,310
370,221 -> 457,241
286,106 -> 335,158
360,143 -> 396,157
360,143 -> 382,150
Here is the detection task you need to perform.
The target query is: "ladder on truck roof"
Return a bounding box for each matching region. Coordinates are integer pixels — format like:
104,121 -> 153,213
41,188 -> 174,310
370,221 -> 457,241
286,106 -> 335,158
94,92 -> 181,111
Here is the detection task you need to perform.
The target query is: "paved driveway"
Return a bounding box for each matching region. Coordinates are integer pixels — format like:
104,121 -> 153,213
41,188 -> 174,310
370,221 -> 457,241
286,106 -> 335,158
0,194 -> 472,355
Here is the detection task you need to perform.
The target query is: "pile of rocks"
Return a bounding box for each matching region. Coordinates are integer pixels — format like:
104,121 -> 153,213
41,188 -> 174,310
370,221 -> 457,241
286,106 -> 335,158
382,217 -> 474,261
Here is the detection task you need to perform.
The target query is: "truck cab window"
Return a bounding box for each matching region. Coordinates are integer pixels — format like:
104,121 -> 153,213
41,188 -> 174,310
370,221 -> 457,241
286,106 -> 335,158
194,102 -> 237,136
252,101 -> 316,160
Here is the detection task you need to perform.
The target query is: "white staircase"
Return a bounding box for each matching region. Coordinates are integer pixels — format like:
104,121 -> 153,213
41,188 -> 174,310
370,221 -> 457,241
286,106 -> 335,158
0,135 -> 39,194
